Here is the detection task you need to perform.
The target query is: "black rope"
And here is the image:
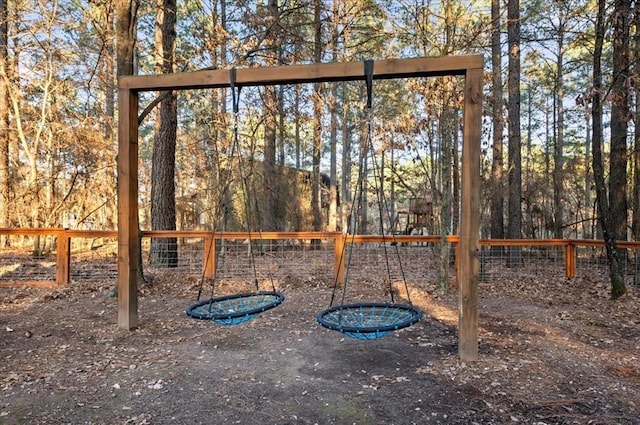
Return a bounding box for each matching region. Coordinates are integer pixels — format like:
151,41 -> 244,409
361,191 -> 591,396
363,61 -> 397,300
328,59 -> 414,309
363,58 -> 413,305
328,113 -> 368,307
230,74 -> 277,293
365,125 -> 413,305
337,128 -> 369,309
329,59 -> 375,308
196,68 -> 244,302
229,73 -> 263,292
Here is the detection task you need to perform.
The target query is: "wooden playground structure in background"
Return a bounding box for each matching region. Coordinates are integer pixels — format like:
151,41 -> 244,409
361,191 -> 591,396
393,196 -> 434,236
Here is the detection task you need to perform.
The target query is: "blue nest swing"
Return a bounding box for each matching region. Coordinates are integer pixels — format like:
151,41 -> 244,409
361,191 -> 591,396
186,291 -> 285,326
185,72 -> 285,327
316,302 -> 422,340
316,59 -> 423,341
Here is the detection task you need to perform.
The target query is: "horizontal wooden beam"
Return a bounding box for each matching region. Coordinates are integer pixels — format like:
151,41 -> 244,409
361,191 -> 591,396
141,230 -> 343,239
3,228 -> 640,249
119,55 -> 484,91
0,281 -> 58,287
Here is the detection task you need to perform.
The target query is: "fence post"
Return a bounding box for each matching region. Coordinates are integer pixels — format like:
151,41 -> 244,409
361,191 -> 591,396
56,229 -> 71,285
203,235 -> 215,279
334,234 -> 345,285
565,242 -> 575,279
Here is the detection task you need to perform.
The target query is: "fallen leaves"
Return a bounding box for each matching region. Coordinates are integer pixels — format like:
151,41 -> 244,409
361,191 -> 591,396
1,253 -> 640,424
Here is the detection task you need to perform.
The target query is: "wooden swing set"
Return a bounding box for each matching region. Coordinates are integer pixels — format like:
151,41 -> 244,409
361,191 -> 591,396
116,55 -> 483,361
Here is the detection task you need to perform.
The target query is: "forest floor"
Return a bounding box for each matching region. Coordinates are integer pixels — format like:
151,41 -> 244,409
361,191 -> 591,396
1,255 -> 640,425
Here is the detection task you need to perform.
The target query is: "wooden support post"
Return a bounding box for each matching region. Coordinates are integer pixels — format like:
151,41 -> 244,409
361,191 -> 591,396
334,234 -> 345,285
55,230 -> 70,285
203,235 -> 215,279
565,243 -> 576,279
458,65 -> 483,362
117,87 -> 140,330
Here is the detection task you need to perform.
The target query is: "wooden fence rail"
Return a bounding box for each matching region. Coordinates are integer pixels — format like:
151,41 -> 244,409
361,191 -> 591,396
1,228 -> 639,286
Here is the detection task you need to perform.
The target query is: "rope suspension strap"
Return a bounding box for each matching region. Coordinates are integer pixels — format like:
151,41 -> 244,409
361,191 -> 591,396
364,58 -> 373,110
316,59 -> 422,340
193,69 -> 241,302
186,68 -> 284,325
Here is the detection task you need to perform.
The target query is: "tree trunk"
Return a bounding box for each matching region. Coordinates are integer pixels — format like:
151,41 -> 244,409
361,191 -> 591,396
593,0 -> 626,300
293,83 -> 303,231
149,0 -> 178,268
359,119 -> 368,234
215,0 -> 228,232
311,0 -> 323,234
507,0 -> 523,266
553,34 -> 565,239
341,86 -> 352,233
452,108 -> 460,236
608,0 -> 630,298
115,1 -> 137,78
634,1 -> 640,240
262,0 -> 280,232
328,4 -> 339,232
490,0 -> 504,244
583,101 -> 592,239
0,0 -> 9,242
277,85 -> 285,167
103,4 -> 117,229
328,87 -> 338,232
438,85 -> 454,289
115,0 -> 142,288
263,83 -> 278,231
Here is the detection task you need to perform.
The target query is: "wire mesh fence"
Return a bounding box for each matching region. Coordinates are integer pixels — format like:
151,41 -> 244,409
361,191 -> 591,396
478,244 -> 567,282
1,230 -> 640,288
0,234 -> 61,283
142,237 -> 337,284
344,242 -> 446,284
574,244 -> 640,286
70,237 -> 119,283
0,238 -> 57,283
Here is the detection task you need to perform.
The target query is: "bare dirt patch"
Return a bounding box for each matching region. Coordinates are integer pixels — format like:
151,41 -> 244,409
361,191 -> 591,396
1,263 -> 639,424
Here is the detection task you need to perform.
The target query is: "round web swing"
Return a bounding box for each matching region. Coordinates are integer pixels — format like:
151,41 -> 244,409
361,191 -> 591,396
316,60 -> 422,340
186,69 -> 284,325
186,291 -> 285,326
317,302 -> 422,340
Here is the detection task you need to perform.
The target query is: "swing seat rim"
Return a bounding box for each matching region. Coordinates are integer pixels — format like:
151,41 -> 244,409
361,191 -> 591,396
316,302 -> 423,335
186,291 -> 285,321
